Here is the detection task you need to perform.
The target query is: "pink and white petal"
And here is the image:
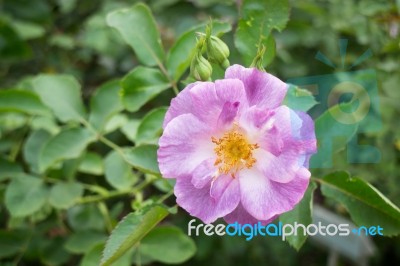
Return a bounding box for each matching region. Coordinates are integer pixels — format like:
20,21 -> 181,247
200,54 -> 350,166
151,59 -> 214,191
225,64 -> 288,109
224,202 -> 278,225
254,149 -> 299,183
175,175 -> 240,224
191,159 -> 217,189
158,114 -> 214,179
238,168 -> 310,221
163,82 -> 200,128
190,79 -> 248,127
217,101 -> 240,129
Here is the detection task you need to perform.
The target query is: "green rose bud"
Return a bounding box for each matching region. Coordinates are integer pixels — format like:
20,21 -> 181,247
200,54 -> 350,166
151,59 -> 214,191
206,35 -> 230,68
190,52 -> 212,81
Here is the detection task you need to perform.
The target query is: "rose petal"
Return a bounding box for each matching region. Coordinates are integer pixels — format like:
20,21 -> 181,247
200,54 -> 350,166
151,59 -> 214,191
175,174 -> 240,224
238,168 -> 310,221
224,202 -> 277,225
225,64 -> 288,109
158,114 -> 214,179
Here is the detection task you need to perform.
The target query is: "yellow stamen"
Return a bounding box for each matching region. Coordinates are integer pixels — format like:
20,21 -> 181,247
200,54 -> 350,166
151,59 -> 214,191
211,127 -> 259,176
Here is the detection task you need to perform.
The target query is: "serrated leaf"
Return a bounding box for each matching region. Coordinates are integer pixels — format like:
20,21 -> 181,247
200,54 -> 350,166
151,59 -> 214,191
121,66 -> 170,112
320,171 -> 400,236
100,206 -> 169,266
166,21 -> 232,81
280,181 -> 317,250
49,182 -> 84,209
31,74 -> 87,123
136,107 -> 167,145
283,85 -> 318,112
235,0 -> 289,65
124,145 -> 160,175
104,150 -> 137,191
0,89 -> 50,116
140,226 -> 196,264
107,3 -> 165,67
39,127 -> 96,173
89,79 -> 123,131
5,175 -> 48,217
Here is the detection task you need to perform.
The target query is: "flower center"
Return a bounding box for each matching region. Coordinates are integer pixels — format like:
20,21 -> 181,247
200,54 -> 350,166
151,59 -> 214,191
211,127 -> 259,176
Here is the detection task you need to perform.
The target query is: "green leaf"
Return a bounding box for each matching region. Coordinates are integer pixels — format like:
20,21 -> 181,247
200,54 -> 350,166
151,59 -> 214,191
121,66 -> 170,112
0,90 -> 50,116
235,0 -> 289,65
104,150 -> 137,191
67,204 -> 105,231
166,21 -> 232,81
0,158 -> 23,181
310,103 -> 358,168
78,152 -> 104,176
64,231 -> 106,254
31,74 -> 87,123
125,145 -> 160,175
89,79 -> 123,131
107,3 -> 165,67
82,244 -> 133,266
0,19 -> 31,61
12,20 -> 45,40
5,175 -> 48,217
283,85 -> 318,112
320,171 -> 400,236
23,130 -> 52,174
136,107 -> 167,145
103,113 -> 128,134
101,206 -> 169,266
0,230 -> 29,259
280,182 -> 317,250
121,119 -> 140,143
140,226 -> 196,264
49,182 -> 84,209
39,127 -> 95,173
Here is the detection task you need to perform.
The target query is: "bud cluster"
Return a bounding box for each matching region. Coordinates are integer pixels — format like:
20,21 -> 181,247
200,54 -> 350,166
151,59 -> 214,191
190,22 -> 230,81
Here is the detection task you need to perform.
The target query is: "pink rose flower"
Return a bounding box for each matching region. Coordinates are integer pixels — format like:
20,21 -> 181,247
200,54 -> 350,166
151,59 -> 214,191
158,64 -> 317,224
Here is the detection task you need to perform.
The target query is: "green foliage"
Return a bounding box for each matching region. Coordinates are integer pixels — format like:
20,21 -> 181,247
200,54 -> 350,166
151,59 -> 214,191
0,0 -> 399,265
101,206 -> 169,266
280,182 -> 317,250
320,171 -> 400,236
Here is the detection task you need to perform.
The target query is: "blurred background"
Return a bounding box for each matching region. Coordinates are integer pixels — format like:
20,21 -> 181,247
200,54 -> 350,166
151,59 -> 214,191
1,0 -> 399,265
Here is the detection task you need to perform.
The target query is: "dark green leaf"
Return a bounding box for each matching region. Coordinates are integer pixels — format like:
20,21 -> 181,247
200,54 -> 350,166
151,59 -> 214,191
49,182 -> 84,209
320,171 -> 400,236
64,231 -> 106,254
104,150 -> 137,191
31,74 -> 87,123
5,175 -> 48,217
136,107 -> 167,145
0,158 -> 23,181
0,90 -> 50,116
280,182 -> 317,250
140,226 -> 196,264
0,19 -> 31,61
125,145 -> 160,175
0,230 -> 30,259
100,206 -> 169,266
39,127 -> 96,173
89,79 -> 123,131
78,152 -> 104,176
23,130 -> 52,174
235,0 -> 289,65
67,204 -> 105,231
121,66 -> 170,112
107,3 -> 165,66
